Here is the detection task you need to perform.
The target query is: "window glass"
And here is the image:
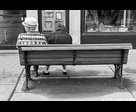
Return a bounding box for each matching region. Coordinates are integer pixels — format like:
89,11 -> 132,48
0,10 -> 24,23
0,10 -> 25,46
85,10 -> 136,32
41,10 -> 66,32
0,10 -> 23,14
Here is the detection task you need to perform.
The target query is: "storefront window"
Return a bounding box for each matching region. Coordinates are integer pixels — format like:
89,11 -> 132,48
85,10 -> 136,32
0,10 -> 24,15
41,10 -> 66,32
0,10 -> 26,49
0,10 -> 25,22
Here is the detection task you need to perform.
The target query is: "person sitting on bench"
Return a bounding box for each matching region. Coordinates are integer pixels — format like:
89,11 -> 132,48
44,22 -> 73,75
16,17 -> 48,77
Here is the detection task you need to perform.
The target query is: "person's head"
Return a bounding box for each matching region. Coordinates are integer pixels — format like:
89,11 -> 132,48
55,22 -> 67,32
22,17 -> 38,32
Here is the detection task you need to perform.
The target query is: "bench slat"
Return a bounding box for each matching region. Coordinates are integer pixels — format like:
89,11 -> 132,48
20,61 -> 73,65
20,58 -> 73,62
76,62 -> 127,65
76,50 -> 129,54
20,57 -> 128,65
27,51 -> 73,55
19,51 -> 73,59
20,55 -> 73,59
20,43 -> 132,51
77,54 -> 128,58
19,43 -> 132,51
76,57 -> 127,62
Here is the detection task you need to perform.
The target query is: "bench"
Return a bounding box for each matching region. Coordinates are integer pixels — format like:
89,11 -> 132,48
18,43 -> 132,91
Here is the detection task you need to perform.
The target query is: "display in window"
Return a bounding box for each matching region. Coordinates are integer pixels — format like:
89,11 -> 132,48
0,10 -> 24,23
42,10 -> 65,32
86,10 -> 99,32
85,10 -> 136,32
56,12 -> 63,20
0,10 -> 23,15
0,10 -> 25,45
44,11 -> 54,18
44,21 -> 53,30
55,21 -> 63,25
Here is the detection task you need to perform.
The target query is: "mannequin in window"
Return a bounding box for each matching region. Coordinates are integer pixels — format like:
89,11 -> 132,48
110,10 -> 121,26
86,10 -> 98,31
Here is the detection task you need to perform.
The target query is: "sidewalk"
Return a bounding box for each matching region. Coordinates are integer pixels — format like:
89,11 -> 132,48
1,50 -> 136,101
0,50 -> 24,101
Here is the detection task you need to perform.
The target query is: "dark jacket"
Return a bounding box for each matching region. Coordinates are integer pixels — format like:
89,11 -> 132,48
48,30 -> 72,44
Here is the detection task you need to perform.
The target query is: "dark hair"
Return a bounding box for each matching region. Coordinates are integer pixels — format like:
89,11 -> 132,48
55,22 -> 67,32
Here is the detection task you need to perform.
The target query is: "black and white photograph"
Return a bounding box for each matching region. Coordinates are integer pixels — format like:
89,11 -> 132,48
0,10 -> 136,101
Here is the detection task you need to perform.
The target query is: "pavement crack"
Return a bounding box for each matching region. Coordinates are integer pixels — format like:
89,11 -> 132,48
7,67 -> 25,101
108,64 -> 136,100
123,83 -> 136,100
107,65 -> 114,73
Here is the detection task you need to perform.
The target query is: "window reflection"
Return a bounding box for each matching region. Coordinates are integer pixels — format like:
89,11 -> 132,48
0,10 -> 25,45
0,10 -> 25,23
85,10 -> 136,32
0,10 -> 23,15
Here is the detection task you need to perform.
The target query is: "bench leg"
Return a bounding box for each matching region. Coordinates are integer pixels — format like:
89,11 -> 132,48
119,50 -> 125,89
33,65 -> 39,77
116,64 -> 124,89
120,64 -> 124,89
114,64 -> 118,79
28,65 -> 33,81
23,51 -> 30,91
24,66 -> 30,91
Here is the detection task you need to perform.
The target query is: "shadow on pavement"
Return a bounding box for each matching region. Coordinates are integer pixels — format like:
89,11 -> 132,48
20,68 -> 130,101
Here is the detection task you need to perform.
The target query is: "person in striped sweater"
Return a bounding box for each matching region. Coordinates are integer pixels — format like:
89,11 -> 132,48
16,17 -> 48,78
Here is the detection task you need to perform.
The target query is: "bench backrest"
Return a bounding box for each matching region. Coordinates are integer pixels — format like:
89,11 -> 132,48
18,43 -> 132,66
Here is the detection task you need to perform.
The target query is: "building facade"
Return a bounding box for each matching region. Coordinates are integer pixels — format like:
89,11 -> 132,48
0,10 -> 136,49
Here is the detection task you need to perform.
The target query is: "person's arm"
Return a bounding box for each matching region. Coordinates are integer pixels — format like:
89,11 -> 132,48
16,34 -> 21,49
44,36 -> 48,44
69,35 -> 73,44
66,32 -> 73,44
47,33 -> 55,44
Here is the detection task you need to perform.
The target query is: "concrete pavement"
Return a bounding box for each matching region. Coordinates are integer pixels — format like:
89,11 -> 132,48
1,50 -> 136,101
0,50 -> 24,101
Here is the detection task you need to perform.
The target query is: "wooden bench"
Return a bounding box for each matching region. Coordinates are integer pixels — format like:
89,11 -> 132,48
18,43 -> 132,91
